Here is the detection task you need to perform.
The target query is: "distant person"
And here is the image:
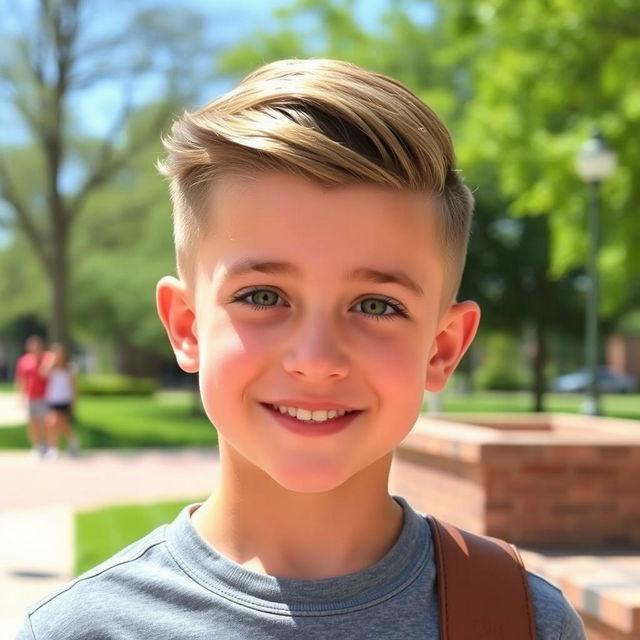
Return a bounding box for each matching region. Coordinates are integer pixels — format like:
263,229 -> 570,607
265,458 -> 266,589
14,335 -> 49,458
17,60 -> 585,638
40,342 -> 79,460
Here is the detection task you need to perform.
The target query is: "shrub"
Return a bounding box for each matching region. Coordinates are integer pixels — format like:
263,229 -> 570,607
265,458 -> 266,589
475,333 -> 530,391
77,374 -> 158,396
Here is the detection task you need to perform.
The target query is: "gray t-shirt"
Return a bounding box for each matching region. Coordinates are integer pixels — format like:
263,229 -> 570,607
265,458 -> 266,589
17,498 -> 586,639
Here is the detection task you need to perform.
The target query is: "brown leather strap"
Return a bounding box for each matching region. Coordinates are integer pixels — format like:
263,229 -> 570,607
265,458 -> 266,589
426,516 -> 536,640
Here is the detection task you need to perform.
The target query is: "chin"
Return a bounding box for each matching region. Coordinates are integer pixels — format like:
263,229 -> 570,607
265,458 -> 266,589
268,463 -> 354,495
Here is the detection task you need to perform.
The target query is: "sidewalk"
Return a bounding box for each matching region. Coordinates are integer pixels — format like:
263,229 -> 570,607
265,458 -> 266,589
0,448 -> 219,639
3,445 -> 639,638
0,392 -> 26,427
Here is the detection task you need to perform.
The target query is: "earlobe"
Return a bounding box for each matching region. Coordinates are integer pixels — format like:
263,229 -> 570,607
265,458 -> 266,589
425,301 -> 480,393
156,276 -> 199,373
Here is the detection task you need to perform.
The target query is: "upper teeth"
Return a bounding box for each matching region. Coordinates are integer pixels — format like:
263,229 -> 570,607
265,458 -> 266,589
272,405 -> 350,422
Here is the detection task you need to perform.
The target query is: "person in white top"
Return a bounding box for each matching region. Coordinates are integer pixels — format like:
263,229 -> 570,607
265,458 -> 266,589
41,343 -> 79,459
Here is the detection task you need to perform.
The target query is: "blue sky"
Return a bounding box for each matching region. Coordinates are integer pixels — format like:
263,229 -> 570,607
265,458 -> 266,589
1,0 -> 433,144
0,0 -> 434,245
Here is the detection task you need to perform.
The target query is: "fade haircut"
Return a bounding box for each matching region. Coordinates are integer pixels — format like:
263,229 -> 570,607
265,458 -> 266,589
158,58 -> 474,299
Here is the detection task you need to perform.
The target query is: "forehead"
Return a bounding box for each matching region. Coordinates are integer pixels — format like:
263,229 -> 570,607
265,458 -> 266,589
198,172 -> 444,290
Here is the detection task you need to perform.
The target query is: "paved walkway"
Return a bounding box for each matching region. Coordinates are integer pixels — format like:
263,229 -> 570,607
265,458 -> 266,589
0,448 -> 218,639
2,443 -> 639,637
0,392 -> 26,427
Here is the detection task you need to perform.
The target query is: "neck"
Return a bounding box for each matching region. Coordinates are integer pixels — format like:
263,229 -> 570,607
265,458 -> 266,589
191,450 -> 403,580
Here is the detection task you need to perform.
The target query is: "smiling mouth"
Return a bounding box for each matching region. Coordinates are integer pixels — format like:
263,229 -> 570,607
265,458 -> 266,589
266,403 -> 358,424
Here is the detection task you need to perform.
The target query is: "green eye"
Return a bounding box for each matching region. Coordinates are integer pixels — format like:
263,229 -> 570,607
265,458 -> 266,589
232,287 -> 287,309
359,298 -> 391,316
250,290 -> 280,306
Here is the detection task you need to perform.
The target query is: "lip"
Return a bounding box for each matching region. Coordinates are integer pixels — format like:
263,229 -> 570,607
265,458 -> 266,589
261,403 -> 362,437
265,399 -> 360,412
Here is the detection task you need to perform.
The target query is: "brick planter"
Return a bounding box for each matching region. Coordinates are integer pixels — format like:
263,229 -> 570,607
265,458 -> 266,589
390,413 -> 640,638
390,413 -> 640,547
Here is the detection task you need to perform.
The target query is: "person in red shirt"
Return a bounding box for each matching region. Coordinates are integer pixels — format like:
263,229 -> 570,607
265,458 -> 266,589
15,335 -> 50,458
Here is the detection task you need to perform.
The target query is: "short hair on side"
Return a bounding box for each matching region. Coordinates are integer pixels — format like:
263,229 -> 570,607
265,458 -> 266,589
157,58 -> 474,299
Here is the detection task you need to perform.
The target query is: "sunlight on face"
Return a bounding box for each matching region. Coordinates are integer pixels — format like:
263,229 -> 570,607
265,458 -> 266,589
192,172 -> 448,493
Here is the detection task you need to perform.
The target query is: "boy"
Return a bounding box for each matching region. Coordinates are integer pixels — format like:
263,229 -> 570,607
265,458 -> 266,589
17,59 -> 585,638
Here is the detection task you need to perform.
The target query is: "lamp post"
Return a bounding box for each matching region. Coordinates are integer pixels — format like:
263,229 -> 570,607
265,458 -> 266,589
575,128 -> 617,416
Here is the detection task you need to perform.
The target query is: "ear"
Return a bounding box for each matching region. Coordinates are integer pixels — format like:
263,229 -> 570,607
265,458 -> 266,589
425,301 -> 480,393
156,276 -> 199,373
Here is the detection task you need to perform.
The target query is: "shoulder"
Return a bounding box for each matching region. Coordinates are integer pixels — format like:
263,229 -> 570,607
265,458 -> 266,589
21,525 -> 170,640
527,571 -> 586,639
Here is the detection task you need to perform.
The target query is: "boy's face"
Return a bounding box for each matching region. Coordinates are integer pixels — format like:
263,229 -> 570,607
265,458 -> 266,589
158,172 -> 479,494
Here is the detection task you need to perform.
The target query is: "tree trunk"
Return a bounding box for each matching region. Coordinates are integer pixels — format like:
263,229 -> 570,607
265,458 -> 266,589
458,347 -> 475,393
191,372 -> 204,416
531,318 -> 546,412
49,228 -> 69,347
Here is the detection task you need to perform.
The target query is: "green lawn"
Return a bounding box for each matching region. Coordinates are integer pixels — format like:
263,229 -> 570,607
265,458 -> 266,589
63,390 -> 637,577
1,389 -> 638,452
0,391 -> 217,449
75,498 -> 204,575
424,390 -> 640,419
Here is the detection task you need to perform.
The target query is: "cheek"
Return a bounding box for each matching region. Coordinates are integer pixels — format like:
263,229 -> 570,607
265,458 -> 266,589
361,329 -> 429,383
362,331 -> 430,418
198,315 -> 271,395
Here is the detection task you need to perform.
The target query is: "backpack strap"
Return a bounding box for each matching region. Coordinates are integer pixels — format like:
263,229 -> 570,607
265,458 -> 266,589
426,515 -> 535,640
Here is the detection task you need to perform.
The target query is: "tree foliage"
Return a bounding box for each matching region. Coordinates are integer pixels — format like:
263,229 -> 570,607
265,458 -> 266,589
445,0 -> 640,316
0,0 -> 207,345
216,0 -> 634,408
70,106 -> 176,355
3,0 -> 637,390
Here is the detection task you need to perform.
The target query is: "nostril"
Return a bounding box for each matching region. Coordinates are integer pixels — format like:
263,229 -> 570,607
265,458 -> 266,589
282,349 -> 350,380
284,363 -> 350,380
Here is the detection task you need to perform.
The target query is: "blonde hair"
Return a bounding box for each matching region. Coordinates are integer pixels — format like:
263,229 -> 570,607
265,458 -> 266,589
158,58 -> 473,296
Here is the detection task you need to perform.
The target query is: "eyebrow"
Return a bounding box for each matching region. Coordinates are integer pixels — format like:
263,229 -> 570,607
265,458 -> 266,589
225,260 -> 423,296
348,267 -> 424,297
225,260 -> 298,278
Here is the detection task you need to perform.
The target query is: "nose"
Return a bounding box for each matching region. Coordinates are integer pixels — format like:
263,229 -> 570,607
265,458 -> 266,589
282,315 -> 350,382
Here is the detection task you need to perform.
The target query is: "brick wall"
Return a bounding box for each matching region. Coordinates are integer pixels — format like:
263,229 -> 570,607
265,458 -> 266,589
389,448 -> 484,533
608,334 -> 640,383
391,415 -> 640,547
391,414 -> 640,640
481,443 -> 640,546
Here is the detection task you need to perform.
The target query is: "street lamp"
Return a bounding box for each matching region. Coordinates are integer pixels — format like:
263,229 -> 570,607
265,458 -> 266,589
575,128 -> 617,415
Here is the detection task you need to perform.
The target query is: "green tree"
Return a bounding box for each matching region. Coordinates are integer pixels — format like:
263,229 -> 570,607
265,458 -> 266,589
217,0 -> 454,119
443,0 -> 640,317
71,106 -> 176,360
459,188 -> 585,409
0,0 -> 207,346
0,101 -> 181,366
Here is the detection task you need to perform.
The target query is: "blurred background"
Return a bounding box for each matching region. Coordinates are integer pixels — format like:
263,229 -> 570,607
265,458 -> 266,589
1,1 -> 640,637
1,0 -> 639,418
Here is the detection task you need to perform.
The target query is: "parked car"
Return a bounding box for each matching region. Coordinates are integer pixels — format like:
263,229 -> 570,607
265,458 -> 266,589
551,369 -> 636,394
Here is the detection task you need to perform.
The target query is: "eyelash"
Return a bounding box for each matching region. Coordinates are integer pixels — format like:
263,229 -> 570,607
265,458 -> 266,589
229,287 -> 410,320
229,287 -> 289,311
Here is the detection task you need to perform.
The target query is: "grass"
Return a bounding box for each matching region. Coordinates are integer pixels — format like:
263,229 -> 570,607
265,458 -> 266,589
76,393 -> 216,448
424,390 -> 640,419
0,391 -> 217,450
75,498 -> 204,576
59,390 -> 637,577
1,389 -> 638,452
